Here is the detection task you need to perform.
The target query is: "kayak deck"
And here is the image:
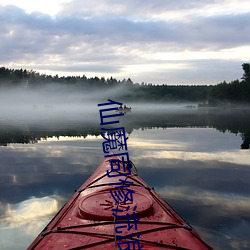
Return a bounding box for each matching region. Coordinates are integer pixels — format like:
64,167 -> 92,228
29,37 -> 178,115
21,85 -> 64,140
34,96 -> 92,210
28,156 -> 213,249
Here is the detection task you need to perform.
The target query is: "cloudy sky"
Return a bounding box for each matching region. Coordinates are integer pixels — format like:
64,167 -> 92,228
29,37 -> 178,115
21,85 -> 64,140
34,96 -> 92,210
0,0 -> 250,85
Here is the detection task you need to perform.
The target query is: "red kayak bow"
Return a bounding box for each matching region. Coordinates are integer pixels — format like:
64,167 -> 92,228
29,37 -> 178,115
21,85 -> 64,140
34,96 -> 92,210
28,155 -> 213,249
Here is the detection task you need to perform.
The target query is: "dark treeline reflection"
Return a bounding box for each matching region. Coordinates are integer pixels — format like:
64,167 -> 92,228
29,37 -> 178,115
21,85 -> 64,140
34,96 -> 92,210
1,108 -> 250,149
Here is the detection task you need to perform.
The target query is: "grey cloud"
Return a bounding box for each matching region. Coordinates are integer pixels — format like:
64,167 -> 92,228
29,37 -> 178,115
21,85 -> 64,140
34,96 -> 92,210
131,59 -> 244,84
1,4 -> 249,50
185,13 -> 250,49
59,0 -> 216,18
39,64 -> 121,74
0,3 -> 249,84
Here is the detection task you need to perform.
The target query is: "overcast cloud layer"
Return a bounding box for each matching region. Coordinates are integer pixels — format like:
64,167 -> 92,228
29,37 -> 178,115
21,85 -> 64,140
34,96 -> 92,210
0,0 -> 250,84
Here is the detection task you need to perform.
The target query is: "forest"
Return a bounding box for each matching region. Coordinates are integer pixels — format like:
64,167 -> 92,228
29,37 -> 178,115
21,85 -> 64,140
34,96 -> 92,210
0,63 -> 249,104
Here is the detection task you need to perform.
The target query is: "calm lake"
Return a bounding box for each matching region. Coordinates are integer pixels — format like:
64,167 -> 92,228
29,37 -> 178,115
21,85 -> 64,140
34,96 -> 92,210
0,104 -> 250,249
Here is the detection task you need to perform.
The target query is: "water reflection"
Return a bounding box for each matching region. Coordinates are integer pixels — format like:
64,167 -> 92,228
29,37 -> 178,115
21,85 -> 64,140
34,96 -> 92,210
128,128 -> 250,250
0,108 -> 250,249
0,196 -> 59,228
0,107 -> 250,149
0,196 -> 62,250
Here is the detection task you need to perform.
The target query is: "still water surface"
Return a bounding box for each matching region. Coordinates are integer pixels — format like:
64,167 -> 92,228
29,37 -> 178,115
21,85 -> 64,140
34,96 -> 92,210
0,106 -> 250,249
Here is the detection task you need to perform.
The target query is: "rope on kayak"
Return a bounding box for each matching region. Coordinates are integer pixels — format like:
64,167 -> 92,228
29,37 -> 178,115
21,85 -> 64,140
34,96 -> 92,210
113,202 -> 119,250
77,160 -> 135,193
79,172 -> 110,191
128,160 -> 138,175
76,161 -> 208,246
74,160 -> 195,237
76,160 -> 139,193
41,227 -> 192,250
119,172 -> 213,250
33,159 -> 212,250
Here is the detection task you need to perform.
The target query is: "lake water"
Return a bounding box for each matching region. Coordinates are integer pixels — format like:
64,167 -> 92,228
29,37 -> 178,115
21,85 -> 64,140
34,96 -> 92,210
0,104 -> 250,249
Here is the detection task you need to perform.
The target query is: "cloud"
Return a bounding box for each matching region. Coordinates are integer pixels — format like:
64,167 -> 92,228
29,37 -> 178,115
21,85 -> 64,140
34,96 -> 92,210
0,196 -> 62,249
0,1 -> 250,84
4,5 -> 247,49
0,196 -> 59,228
58,0 -> 246,19
157,186 -> 250,216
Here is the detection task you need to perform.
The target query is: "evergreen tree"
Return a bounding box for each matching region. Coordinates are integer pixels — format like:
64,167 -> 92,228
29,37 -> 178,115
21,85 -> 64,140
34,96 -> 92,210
242,63 -> 250,83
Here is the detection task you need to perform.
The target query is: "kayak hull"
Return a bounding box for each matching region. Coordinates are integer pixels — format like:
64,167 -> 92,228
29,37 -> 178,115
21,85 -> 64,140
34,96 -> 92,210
28,155 -> 213,249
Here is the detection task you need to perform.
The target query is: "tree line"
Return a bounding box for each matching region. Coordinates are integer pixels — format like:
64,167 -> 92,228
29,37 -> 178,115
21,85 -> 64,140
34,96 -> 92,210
208,63 -> 250,105
0,63 -> 249,104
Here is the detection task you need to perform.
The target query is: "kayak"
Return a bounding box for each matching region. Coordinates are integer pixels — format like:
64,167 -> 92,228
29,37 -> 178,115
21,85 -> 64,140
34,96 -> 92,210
28,155 -> 213,249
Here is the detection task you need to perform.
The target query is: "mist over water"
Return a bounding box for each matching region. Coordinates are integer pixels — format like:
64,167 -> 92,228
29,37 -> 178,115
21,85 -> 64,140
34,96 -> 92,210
0,85 -> 96,122
0,84 -> 198,125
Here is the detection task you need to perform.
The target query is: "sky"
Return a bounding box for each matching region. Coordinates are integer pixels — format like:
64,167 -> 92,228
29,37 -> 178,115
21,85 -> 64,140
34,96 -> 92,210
0,0 -> 250,85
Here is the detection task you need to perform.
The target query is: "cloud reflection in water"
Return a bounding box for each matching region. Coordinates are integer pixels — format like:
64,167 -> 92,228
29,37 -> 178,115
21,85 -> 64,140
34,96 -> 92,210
127,128 -> 250,249
0,127 -> 249,249
0,196 -> 61,250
